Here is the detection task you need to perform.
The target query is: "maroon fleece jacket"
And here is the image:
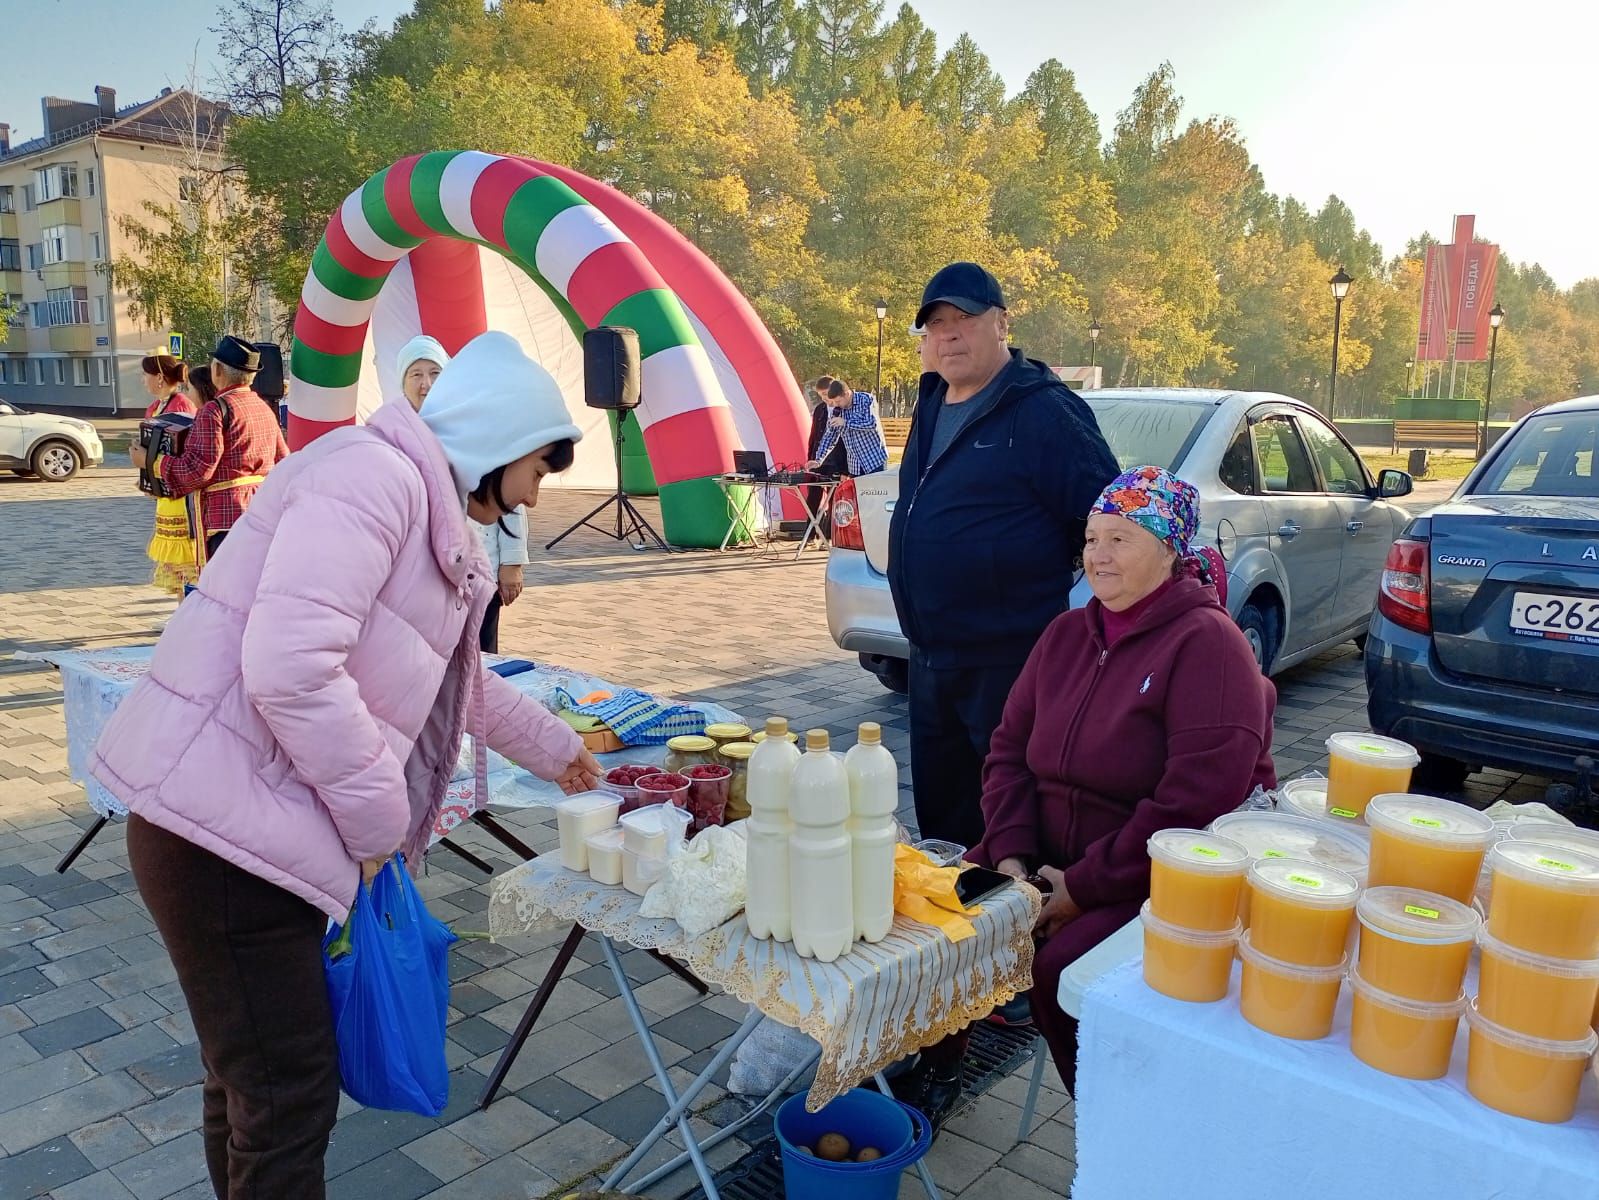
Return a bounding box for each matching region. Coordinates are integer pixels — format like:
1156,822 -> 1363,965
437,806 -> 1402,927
971,575 -> 1277,911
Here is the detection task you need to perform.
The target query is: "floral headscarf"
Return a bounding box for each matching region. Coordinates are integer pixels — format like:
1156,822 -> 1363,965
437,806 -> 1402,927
1091,465 -> 1199,558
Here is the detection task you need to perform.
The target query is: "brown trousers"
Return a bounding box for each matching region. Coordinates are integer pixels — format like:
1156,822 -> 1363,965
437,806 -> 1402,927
127,814 -> 340,1198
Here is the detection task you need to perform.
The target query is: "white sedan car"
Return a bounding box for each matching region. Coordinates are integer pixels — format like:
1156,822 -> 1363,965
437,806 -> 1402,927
0,395 -> 104,482
827,388 -> 1414,690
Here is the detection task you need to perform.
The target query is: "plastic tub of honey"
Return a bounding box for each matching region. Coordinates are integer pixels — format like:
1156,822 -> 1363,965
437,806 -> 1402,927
585,827 -> 625,887
1210,810 -> 1369,926
1348,971 -> 1466,1080
1237,931 -> 1346,1040
1139,901 -> 1239,1003
1245,857 -> 1360,967
1324,733 -> 1419,820
1465,1000 -> 1598,1124
1506,821 -> 1599,858
1276,777 -> 1366,827
1485,840 -> 1599,960
1147,829 -> 1250,932
1355,886 -> 1479,1003
1477,924 -> 1599,1041
1365,794 -> 1495,904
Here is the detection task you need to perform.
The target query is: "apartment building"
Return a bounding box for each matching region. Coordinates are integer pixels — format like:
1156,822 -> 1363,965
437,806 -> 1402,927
0,86 -> 231,413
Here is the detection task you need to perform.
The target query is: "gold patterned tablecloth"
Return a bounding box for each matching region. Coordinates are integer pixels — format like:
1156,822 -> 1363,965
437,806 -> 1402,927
488,856 -> 1041,1110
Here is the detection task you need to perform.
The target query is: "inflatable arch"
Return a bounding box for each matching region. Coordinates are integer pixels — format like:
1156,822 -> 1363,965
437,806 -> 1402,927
286,151 -> 810,545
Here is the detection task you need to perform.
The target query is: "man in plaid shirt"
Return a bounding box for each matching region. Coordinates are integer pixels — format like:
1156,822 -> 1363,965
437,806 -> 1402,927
131,336 -> 289,563
807,378 -> 889,477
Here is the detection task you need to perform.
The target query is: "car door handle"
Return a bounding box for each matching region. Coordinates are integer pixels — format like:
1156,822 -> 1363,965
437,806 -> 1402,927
1277,522 -> 1301,540
1346,520 -> 1364,534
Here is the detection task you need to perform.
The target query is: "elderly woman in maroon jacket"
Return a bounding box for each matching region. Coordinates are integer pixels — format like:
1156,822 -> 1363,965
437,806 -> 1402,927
911,465 -> 1276,1122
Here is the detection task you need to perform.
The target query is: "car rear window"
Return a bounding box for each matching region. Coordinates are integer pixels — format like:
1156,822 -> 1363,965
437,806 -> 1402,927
1476,412 -> 1599,497
1084,399 -> 1210,471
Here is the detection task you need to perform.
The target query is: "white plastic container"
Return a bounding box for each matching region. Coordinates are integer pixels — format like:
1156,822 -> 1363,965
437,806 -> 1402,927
788,729 -> 855,963
623,847 -> 667,897
745,717 -> 802,942
845,722 -> 898,944
585,827 -> 625,887
555,792 -> 621,872
619,804 -> 689,858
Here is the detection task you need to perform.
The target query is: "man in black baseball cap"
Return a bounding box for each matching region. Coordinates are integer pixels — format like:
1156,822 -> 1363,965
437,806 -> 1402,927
914,261 -> 1008,328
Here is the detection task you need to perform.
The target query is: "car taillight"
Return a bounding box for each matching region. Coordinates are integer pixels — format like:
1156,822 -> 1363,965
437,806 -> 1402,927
1377,536 -> 1431,634
829,477 -> 865,551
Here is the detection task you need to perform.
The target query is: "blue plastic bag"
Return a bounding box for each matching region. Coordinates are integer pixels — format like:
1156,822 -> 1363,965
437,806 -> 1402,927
322,856 -> 457,1116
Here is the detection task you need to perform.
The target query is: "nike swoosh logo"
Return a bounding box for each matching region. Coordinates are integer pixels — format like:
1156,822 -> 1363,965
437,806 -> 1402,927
974,439 -> 998,449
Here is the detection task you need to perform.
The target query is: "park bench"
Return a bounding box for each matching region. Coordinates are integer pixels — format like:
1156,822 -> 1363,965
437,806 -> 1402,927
1392,419 -> 1479,451
879,416 -> 913,449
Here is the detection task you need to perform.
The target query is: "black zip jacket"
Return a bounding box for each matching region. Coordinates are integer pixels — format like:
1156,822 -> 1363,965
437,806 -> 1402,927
886,350 -> 1120,668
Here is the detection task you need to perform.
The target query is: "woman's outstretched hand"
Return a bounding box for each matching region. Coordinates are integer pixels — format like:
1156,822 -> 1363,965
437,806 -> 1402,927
1033,866 -> 1081,938
555,748 -> 603,795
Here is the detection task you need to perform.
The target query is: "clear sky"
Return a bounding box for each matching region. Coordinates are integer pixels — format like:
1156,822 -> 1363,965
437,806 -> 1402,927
9,0 -> 1594,285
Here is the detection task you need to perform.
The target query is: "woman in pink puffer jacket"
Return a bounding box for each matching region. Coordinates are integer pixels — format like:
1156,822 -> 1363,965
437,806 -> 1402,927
90,331 -> 599,1199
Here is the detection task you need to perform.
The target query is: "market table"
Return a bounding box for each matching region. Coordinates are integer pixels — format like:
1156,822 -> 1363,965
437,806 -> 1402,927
1071,958 -> 1599,1200
486,855 -> 1042,1199
713,474 -> 839,561
19,646 -> 739,871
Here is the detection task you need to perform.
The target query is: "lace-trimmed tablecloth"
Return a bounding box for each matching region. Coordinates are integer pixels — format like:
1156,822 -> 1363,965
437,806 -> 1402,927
20,648 -> 739,837
489,855 -> 1041,1110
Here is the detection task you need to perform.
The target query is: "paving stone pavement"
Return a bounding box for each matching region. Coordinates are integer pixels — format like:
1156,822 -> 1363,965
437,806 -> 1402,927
0,464 -> 1543,1199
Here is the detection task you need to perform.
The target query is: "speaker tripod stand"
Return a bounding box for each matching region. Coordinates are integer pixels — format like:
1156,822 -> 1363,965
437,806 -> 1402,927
546,408 -> 672,553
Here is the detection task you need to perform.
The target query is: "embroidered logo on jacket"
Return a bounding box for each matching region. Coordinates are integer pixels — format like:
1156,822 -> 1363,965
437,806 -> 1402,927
1140,674 -> 1153,694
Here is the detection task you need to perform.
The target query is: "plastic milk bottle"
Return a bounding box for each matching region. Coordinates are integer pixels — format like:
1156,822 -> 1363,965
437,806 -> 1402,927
745,717 -> 801,942
845,722 -> 898,943
789,729 -> 855,962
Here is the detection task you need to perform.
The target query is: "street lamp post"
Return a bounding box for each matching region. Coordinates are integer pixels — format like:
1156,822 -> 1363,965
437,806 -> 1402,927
1088,318 -> 1102,370
1328,266 -> 1352,417
1480,302 -> 1504,458
1405,357 -> 1415,396
873,298 -> 887,401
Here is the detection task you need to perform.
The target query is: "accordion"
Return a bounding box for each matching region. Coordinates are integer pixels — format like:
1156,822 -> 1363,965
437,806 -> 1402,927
137,413 -> 194,498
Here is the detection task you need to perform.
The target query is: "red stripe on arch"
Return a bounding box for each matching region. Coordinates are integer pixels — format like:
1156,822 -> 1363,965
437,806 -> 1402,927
292,306 -> 368,358
383,155 -> 428,241
410,238 -> 487,356
565,241 -> 657,326
324,207 -> 389,278
288,413 -> 353,450
644,408 -> 741,483
472,157 -> 545,249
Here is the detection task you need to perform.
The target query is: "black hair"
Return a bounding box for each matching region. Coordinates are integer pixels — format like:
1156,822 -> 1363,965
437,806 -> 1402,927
815,374 -> 834,391
470,439 -> 576,534
827,379 -> 849,400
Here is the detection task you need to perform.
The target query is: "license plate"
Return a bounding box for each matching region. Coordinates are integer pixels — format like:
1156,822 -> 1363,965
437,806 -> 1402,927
1509,591 -> 1599,646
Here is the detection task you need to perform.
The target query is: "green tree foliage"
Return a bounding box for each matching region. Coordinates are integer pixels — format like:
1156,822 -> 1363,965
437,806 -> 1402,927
212,0 -> 1596,413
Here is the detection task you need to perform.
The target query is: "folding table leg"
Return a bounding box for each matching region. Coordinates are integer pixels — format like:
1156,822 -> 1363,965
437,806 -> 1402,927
477,923 -> 586,1109
55,815 -> 108,874
875,1071 -> 942,1200
1016,1036 -> 1047,1143
471,811 -> 538,862
436,837 -> 496,876
651,952 -> 710,995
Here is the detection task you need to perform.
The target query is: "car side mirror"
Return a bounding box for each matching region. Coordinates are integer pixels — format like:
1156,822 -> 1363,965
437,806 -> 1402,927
1377,469 -> 1413,499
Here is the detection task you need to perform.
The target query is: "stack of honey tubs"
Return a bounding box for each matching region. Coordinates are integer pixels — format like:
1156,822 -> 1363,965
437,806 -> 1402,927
1139,829 -> 1250,1003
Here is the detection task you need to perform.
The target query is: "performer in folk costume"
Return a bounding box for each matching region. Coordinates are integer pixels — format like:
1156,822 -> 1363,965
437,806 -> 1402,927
131,336 -> 290,567
139,352 -> 200,594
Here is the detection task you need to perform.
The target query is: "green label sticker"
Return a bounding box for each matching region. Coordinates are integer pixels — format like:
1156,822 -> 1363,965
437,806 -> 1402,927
1403,904 -> 1441,919
1329,808 -> 1359,819
1358,743 -> 1390,754
1262,849 -> 1287,859
1287,873 -> 1323,889
1409,816 -> 1444,829
1537,856 -> 1576,873
1190,846 -> 1221,859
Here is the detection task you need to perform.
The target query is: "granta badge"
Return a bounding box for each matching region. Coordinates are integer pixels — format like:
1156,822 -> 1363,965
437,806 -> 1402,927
1437,555 -> 1487,568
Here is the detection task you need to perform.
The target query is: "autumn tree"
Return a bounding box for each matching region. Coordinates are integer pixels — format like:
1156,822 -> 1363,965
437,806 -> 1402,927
210,0 -> 346,115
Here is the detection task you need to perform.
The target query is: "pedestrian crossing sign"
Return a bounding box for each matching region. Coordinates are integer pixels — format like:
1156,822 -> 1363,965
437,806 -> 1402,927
168,332 -> 183,358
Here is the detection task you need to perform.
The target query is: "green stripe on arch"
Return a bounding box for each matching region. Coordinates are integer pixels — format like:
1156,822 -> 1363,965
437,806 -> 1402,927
290,340 -> 362,389
311,240 -> 385,302
360,169 -> 422,252
408,151 -> 461,236
601,290 -> 698,359
499,176 -> 586,262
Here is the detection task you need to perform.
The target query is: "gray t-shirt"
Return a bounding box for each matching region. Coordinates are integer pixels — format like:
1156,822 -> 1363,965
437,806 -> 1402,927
926,360 -> 1014,471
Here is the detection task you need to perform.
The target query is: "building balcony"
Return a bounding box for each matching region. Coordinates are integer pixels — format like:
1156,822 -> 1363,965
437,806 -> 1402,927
48,324 -> 92,352
34,196 -> 82,227
41,261 -> 88,289
2,323 -> 24,353
0,211 -> 15,239
0,268 -> 20,295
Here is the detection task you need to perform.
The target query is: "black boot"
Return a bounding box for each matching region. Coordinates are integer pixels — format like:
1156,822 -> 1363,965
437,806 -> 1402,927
914,1061 -> 964,1134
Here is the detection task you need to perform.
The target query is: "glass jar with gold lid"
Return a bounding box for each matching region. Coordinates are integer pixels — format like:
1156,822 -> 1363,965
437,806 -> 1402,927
664,735 -> 717,775
704,722 -> 753,749
717,741 -> 757,821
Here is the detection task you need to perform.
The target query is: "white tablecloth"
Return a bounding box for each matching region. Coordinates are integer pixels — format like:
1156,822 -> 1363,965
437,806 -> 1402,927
1072,959 -> 1599,1200
24,647 -> 738,842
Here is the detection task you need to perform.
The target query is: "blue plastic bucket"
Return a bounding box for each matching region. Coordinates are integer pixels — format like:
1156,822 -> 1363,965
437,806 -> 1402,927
776,1088 -> 932,1200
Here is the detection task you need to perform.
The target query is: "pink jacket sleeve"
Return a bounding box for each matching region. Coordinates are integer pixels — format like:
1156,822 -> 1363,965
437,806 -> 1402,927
239,446 -> 415,862
480,667 -> 584,781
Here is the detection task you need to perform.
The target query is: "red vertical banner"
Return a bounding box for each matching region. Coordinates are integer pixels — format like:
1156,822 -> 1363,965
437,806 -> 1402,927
1452,243 -> 1499,361
1416,244 -> 1450,362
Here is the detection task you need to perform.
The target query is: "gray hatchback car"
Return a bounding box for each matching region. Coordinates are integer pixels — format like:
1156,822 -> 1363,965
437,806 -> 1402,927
1366,395 -> 1599,793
